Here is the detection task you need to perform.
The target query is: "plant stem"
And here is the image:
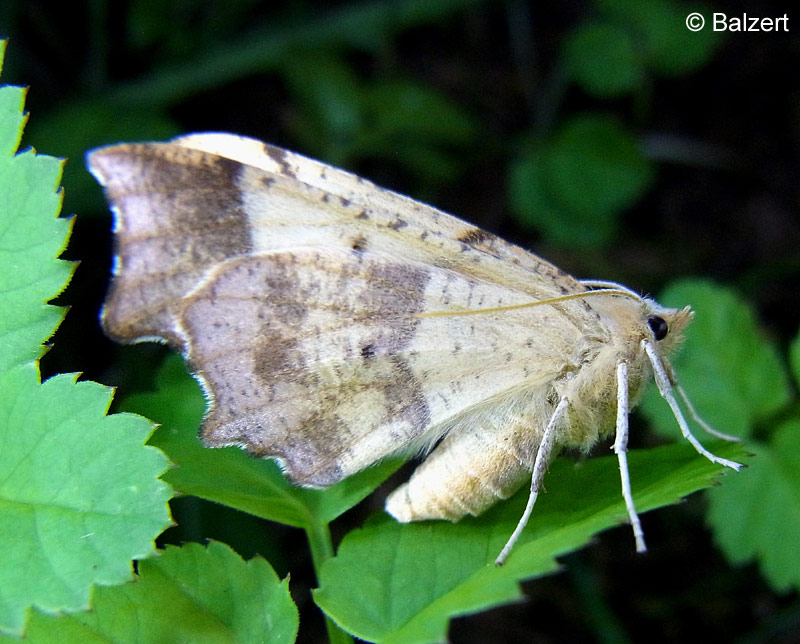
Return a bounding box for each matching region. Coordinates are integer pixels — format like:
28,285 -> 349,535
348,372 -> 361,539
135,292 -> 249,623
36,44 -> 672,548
306,520 -> 353,644
306,518 -> 334,570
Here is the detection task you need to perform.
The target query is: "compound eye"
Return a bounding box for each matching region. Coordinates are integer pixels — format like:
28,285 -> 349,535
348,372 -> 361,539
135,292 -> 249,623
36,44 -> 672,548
647,315 -> 669,341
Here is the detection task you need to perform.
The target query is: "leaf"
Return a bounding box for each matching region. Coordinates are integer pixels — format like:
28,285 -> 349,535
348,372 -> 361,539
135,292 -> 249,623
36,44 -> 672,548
599,0 -> 723,76
282,51 -> 477,186
507,145 -> 566,236
0,367 -> 172,635
362,78 -> 478,184
509,115 -> 654,247
789,330 -> 800,388
102,0 -> 493,108
315,442 -> 745,644
707,420 -> 800,592
281,51 -> 365,164
641,280 -> 797,593
368,79 -> 476,146
563,22 -> 643,98
0,45 -> 172,636
0,82 -> 72,371
0,542 -> 298,644
641,280 -> 790,438
127,354 -> 400,529
546,115 -> 653,225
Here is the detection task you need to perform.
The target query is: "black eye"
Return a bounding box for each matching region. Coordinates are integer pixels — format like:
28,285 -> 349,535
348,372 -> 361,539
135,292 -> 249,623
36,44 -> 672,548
647,315 -> 669,341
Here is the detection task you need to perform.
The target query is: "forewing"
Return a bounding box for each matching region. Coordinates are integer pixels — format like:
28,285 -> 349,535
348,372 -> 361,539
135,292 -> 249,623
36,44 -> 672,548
175,248 -> 589,485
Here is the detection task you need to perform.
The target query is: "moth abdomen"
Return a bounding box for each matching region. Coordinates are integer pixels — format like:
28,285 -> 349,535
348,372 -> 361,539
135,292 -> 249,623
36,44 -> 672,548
386,410 -> 544,522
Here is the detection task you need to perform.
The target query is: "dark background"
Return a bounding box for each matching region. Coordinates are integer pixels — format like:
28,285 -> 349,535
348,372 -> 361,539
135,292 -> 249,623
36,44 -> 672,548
2,0 -> 798,642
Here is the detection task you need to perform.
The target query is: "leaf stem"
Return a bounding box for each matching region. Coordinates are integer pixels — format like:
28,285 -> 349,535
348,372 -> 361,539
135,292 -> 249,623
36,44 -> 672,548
306,519 -> 353,644
306,518 -> 334,569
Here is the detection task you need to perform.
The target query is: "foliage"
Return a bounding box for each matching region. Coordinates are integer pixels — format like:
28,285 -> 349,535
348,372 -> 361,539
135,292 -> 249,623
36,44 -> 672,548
313,443 -> 742,643
508,0 -> 722,247
0,542 -> 298,644
641,281 -> 799,592
509,114 -> 654,246
0,43 -> 173,636
2,0 -> 798,641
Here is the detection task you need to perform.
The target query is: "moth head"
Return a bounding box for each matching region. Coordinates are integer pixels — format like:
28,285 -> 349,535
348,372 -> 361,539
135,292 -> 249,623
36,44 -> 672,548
642,301 -> 694,355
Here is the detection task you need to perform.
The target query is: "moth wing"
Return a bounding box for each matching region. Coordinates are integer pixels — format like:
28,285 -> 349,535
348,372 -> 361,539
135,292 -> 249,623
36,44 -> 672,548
88,134 -> 600,486
176,248 -> 589,486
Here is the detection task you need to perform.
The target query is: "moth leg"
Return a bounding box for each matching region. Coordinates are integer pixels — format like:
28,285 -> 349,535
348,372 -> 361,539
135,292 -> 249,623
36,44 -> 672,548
676,384 -> 740,442
642,340 -> 742,471
613,361 -> 646,553
495,397 -> 569,566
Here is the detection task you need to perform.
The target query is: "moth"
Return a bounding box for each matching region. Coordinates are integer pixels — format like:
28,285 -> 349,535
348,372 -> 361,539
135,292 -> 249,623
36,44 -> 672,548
87,133 -> 741,565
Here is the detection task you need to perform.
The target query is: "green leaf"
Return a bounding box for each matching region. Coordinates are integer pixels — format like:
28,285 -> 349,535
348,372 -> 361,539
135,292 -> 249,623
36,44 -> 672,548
599,0 -> 723,76
367,79 -> 476,147
547,115 -> 653,224
127,354 -> 400,529
0,84 -> 72,371
0,365 -> 172,635
641,280 -> 790,438
1,541 -> 298,644
640,280 -> 797,592
281,51 -> 365,164
0,46 -> 172,636
509,115 -> 654,247
358,78 -> 479,186
281,51 -> 477,187
707,421 -> 800,592
789,329 -> 800,389
563,22 -> 643,98
507,145 -> 567,234
315,442 -> 744,643
101,0 -> 493,109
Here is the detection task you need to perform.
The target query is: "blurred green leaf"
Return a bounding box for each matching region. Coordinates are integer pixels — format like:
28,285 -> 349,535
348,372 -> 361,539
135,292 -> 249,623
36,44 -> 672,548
641,280 -> 790,439
789,330 -> 800,388
363,78 -> 478,183
598,0 -> 723,75
707,420 -> 800,592
641,280 -> 797,593
105,0 -> 494,109
367,78 -> 477,146
282,51 -> 365,164
509,115 -> 653,247
547,115 -> 654,225
508,145 -> 565,233
128,0 -> 263,54
563,22 -> 643,98
283,51 -> 478,186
